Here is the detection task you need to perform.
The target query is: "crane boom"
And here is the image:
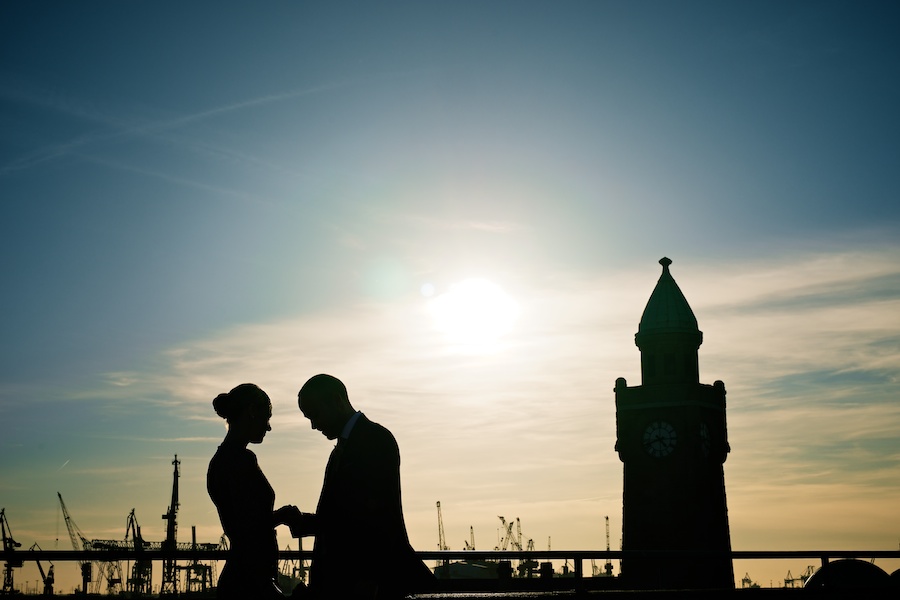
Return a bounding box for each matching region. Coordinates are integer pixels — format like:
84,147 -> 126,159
436,501 -> 448,551
514,518 -> 523,551
58,492 -> 97,593
495,516 -> 515,551
57,493 -> 90,553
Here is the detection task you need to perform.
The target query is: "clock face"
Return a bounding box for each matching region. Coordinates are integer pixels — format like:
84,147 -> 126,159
643,420 -> 676,457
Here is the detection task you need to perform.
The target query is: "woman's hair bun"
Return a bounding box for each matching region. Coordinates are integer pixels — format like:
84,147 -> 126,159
213,392 -> 236,420
212,384 -> 270,422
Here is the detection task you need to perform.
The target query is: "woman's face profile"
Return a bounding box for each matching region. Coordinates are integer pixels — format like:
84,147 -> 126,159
246,401 -> 272,444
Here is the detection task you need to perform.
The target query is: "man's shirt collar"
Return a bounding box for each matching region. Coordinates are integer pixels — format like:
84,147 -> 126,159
340,411 -> 363,441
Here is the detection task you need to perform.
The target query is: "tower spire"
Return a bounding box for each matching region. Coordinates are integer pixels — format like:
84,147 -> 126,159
636,257 -> 700,342
634,258 -> 702,385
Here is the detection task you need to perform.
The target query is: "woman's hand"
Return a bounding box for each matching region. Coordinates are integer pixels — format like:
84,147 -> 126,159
274,505 -> 317,537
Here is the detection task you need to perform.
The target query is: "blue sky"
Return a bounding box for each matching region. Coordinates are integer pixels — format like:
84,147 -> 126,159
2,1 -> 899,592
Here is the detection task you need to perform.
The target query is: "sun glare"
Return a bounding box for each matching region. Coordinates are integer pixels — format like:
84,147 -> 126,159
427,278 -> 520,352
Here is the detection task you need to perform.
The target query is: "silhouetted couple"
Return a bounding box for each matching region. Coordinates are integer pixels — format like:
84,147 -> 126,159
207,374 -> 435,600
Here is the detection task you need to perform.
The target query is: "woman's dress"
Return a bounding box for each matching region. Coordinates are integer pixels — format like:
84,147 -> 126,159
208,441 -> 282,599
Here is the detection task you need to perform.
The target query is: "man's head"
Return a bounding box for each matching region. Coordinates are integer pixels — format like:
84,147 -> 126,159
298,374 -> 355,440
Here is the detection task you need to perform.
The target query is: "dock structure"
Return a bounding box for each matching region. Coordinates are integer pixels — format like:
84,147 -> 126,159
4,548 -> 899,596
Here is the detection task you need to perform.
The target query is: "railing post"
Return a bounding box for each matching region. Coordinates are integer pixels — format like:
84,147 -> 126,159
573,554 -> 585,592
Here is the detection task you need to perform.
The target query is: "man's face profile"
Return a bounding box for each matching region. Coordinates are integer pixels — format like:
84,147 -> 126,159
299,394 -> 343,440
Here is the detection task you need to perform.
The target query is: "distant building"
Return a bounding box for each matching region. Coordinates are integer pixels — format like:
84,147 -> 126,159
615,257 -> 734,589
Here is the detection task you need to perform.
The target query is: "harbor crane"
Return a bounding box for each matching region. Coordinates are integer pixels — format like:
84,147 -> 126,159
495,516 -> 515,551
278,540 -> 307,593
91,457 -> 219,594
435,501 -> 449,571
1,508 -> 23,594
593,516 -> 615,577
520,537 -> 538,578
92,506 -> 220,594
463,526 -> 475,551
436,502 -> 448,551
93,509 -> 150,594
604,515 -> 614,576
28,544 -> 54,595
784,565 -> 815,588
178,525 -> 215,593
496,516 -> 537,576
161,455 -> 181,595
514,518 -> 523,552
125,508 -> 152,594
58,492 -> 100,594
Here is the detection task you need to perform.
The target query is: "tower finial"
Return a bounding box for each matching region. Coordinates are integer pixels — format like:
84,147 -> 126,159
659,257 -> 672,271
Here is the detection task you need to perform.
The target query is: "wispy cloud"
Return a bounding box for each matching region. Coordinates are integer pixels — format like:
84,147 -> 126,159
391,212 -> 528,234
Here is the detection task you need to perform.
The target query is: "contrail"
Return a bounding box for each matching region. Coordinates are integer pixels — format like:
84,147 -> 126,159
0,80 -> 351,177
79,154 -> 267,205
57,460 -> 70,471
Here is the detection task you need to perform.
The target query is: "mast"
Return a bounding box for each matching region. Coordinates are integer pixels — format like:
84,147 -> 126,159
160,455 -> 180,594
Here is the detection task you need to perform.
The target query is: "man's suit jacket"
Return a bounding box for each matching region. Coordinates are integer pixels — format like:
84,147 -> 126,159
310,413 -> 434,599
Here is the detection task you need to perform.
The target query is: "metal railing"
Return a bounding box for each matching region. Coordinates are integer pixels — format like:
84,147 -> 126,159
7,548 -> 900,570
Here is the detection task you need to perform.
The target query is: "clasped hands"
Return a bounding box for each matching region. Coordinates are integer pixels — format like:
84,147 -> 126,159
274,505 -> 316,538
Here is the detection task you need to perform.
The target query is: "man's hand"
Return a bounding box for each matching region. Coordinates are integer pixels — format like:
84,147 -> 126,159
275,505 -> 318,537
288,511 -> 317,538
273,505 -> 301,526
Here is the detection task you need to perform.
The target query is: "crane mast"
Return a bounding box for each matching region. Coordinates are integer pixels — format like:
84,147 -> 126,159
604,515 -> 614,576
2,508 -> 23,594
514,518 -> 523,551
435,501 -> 449,572
435,501 -> 448,551
161,455 -> 181,594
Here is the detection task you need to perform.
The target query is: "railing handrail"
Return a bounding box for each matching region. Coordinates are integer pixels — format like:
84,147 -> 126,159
6,548 -> 900,562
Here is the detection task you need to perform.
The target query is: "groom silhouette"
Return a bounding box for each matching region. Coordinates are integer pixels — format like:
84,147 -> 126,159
290,374 -> 435,600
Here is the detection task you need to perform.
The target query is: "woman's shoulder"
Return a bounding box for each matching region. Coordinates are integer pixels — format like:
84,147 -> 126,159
210,442 -> 257,471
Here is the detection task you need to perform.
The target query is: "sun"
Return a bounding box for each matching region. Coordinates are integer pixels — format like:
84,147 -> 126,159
426,278 -> 520,352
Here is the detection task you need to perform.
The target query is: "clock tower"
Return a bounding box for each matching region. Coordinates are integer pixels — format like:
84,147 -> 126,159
615,257 -> 733,589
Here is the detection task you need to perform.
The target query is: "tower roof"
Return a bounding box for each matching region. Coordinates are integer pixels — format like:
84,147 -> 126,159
637,257 -> 700,338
